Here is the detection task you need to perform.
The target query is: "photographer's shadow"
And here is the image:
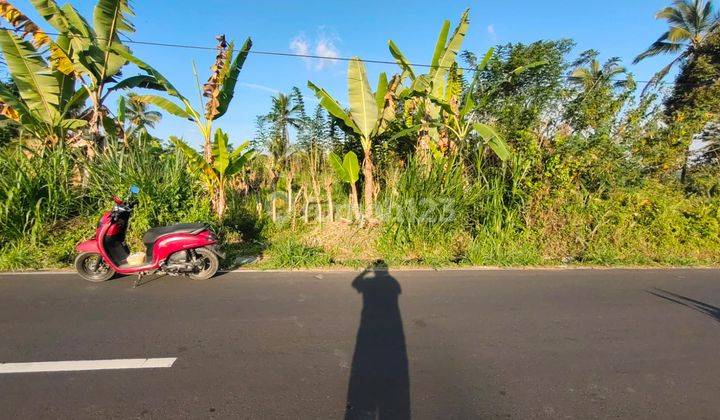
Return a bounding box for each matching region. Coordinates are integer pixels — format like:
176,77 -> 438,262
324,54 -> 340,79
345,270 -> 410,420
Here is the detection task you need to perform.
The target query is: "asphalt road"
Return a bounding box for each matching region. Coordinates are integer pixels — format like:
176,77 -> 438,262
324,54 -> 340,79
1,269 -> 719,419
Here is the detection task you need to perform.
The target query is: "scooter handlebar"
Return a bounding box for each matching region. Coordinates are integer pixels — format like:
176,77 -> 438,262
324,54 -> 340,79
110,194 -> 137,208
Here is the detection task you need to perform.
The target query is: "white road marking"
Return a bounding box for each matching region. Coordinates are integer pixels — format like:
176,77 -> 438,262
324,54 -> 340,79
0,358 -> 176,374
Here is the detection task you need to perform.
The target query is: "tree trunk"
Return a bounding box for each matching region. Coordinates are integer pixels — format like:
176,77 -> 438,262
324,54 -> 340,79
311,174 -> 322,224
312,179 -> 322,224
325,183 -> 334,223
89,92 -> 104,151
349,182 -> 361,221
270,176 -> 278,222
271,192 -> 277,222
315,191 -> 323,224
291,186 -> 303,229
286,172 -> 293,220
362,148 -> 375,220
303,188 -> 309,224
680,148 -> 690,184
203,131 -> 213,164
214,185 -> 226,219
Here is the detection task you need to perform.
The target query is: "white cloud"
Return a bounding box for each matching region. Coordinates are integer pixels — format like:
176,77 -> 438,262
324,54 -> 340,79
487,24 -> 497,41
289,33 -> 310,57
239,82 -> 280,94
289,28 -> 340,71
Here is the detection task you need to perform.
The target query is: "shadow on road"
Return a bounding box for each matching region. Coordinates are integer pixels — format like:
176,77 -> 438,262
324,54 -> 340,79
648,288 -> 720,322
345,270 -> 411,420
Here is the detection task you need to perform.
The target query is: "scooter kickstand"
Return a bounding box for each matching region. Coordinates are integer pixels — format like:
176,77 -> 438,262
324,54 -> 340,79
133,273 -> 144,289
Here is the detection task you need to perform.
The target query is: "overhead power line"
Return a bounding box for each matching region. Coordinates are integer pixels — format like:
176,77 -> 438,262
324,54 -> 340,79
0,26 -> 702,87
0,26 -> 473,71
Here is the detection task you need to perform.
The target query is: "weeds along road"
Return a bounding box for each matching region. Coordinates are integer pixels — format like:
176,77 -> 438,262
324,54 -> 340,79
1,269 -> 719,419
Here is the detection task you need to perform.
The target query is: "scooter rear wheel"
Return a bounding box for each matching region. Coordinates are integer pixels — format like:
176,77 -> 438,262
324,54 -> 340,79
187,248 -> 219,280
75,252 -> 115,282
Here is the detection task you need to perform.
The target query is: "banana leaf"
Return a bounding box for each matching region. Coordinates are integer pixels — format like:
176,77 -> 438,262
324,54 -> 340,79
93,0 -> 135,80
134,94 -> 192,120
307,81 -> 360,135
388,40 -> 416,80
431,9 -> 469,98
474,122 -> 510,161
343,151 -> 360,183
347,58 -> 377,140
0,31 -> 60,123
214,37 -> 252,120
212,129 -> 230,176
328,152 -> 350,183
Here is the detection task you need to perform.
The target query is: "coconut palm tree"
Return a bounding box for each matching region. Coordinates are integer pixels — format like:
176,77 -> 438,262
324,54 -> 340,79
566,52 -> 635,131
570,53 -> 633,91
634,0 -> 720,94
266,92 -> 303,170
119,93 -> 162,139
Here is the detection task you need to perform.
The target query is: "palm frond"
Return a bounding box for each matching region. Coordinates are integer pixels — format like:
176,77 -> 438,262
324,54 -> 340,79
641,51 -> 690,96
634,37 -> 684,63
667,26 -> 693,42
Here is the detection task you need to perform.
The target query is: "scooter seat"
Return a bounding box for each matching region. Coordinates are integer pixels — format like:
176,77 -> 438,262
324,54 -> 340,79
142,223 -> 206,245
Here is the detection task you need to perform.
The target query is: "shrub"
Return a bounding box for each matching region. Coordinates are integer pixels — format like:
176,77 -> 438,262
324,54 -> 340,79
534,181 -> 720,265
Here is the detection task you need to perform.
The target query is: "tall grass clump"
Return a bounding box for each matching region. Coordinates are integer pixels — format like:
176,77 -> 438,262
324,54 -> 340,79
465,154 -> 540,265
377,152 -> 537,265
378,156 -> 480,264
258,233 -> 333,268
0,144 -> 79,243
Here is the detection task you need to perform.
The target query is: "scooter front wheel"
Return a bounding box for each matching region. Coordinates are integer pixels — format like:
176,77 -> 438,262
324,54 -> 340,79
187,247 -> 219,280
75,252 -> 115,282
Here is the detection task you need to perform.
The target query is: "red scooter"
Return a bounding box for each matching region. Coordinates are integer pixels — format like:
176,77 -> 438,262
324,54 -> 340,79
74,186 -> 224,284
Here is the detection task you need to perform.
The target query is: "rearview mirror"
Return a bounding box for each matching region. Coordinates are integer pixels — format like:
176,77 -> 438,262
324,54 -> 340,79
129,185 -> 140,194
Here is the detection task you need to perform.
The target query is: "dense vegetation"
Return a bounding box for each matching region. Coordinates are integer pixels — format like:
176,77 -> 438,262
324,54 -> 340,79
1,0 -> 719,270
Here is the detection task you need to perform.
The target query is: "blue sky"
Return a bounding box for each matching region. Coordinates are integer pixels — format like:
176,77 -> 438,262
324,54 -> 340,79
11,0 -> 675,148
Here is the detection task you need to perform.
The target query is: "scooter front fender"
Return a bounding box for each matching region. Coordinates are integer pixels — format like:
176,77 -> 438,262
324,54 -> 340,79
76,239 -> 100,254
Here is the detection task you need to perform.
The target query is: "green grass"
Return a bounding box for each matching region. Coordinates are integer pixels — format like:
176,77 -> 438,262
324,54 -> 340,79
466,229 -> 542,266
0,145 -> 80,244
257,236 -> 333,269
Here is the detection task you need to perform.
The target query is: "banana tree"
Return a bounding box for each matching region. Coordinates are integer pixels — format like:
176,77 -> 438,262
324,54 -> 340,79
127,35 -> 252,164
308,58 -> 399,220
424,70 -> 510,161
385,8 -> 516,162
388,9 -> 470,153
171,129 -> 254,219
0,0 -> 149,148
328,151 -> 361,221
433,48 -> 516,160
0,2 -> 88,144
